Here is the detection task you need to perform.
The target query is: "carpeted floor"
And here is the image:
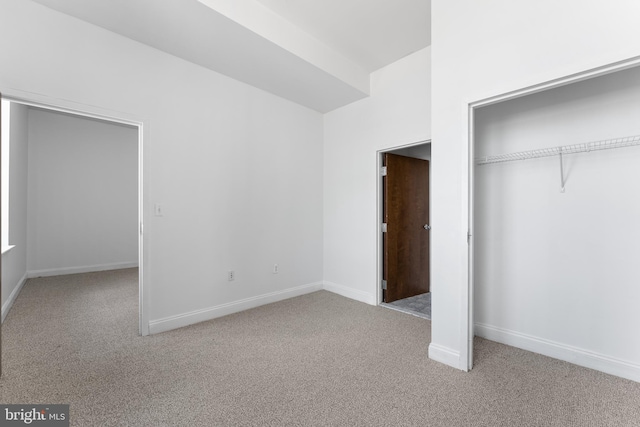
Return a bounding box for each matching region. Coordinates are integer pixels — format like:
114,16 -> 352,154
1,268 -> 639,426
383,292 -> 431,319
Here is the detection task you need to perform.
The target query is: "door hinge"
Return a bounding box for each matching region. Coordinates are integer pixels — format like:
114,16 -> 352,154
381,223 -> 387,233
381,280 -> 387,290
467,230 -> 472,244
140,223 -> 144,235
381,166 -> 387,176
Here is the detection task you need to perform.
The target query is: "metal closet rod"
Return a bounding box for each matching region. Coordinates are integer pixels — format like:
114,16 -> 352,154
475,134 -> 640,165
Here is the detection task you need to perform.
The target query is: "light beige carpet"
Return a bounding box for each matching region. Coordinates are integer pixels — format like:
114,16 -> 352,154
0,268 -> 639,426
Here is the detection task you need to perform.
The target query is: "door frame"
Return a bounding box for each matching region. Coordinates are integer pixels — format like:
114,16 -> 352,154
376,140 -> 431,306
1,88 -> 149,336
464,55 -> 640,370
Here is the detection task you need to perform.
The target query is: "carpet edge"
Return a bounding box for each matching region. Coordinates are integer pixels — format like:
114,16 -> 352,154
148,281 -> 324,334
475,322 -> 640,383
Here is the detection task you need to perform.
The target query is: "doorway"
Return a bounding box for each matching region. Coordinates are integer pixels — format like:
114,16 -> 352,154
378,141 -> 431,319
0,93 -> 146,375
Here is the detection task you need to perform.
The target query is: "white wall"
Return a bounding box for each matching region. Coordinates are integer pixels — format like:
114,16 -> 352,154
474,66 -> 640,378
27,108 -> 138,275
431,0 -> 640,374
0,0 -> 323,332
323,48 -> 431,303
1,102 -> 29,321
389,143 -> 431,161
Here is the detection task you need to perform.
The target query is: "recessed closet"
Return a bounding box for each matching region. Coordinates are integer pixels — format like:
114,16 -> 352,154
473,65 -> 640,376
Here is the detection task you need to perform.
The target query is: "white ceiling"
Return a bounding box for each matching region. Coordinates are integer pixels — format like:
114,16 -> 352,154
256,0 -> 431,72
28,0 -> 430,112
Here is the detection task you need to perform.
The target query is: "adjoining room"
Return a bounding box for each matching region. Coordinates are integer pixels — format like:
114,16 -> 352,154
1,98 -> 141,361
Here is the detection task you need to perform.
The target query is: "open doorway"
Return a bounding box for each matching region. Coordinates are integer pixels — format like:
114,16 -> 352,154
0,94 -> 145,375
377,141 -> 431,319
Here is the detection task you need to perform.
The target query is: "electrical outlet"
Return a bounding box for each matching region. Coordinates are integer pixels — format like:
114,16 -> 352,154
228,270 -> 235,281
273,264 -> 279,274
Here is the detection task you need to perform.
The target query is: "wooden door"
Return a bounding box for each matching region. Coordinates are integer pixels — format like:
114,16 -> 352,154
383,153 -> 430,303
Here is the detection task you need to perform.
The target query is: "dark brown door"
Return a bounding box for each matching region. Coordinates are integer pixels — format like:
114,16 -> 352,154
383,153 -> 430,303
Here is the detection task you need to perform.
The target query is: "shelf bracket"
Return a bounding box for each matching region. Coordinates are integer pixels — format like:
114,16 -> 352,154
559,149 -> 565,193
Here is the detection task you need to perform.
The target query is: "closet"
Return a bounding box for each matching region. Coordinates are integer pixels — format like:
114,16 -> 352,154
473,65 -> 640,372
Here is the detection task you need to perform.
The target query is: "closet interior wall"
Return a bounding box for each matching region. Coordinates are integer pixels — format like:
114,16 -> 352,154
473,66 -> 640,372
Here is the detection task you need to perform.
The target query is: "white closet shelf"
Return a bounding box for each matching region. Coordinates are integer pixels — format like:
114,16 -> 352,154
475,134 -> 640,165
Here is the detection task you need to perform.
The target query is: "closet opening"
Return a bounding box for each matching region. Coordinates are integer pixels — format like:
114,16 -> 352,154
468,61 -> 640,381
377,141 -> 431,320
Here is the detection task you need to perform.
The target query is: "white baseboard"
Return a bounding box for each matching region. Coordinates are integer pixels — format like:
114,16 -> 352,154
2,272 -> 28,323
428,342 -> 461,369
475,323 -> 640,383
322,281 -> 376,305
27,261 -> 139,278
148,281 -> 324,334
